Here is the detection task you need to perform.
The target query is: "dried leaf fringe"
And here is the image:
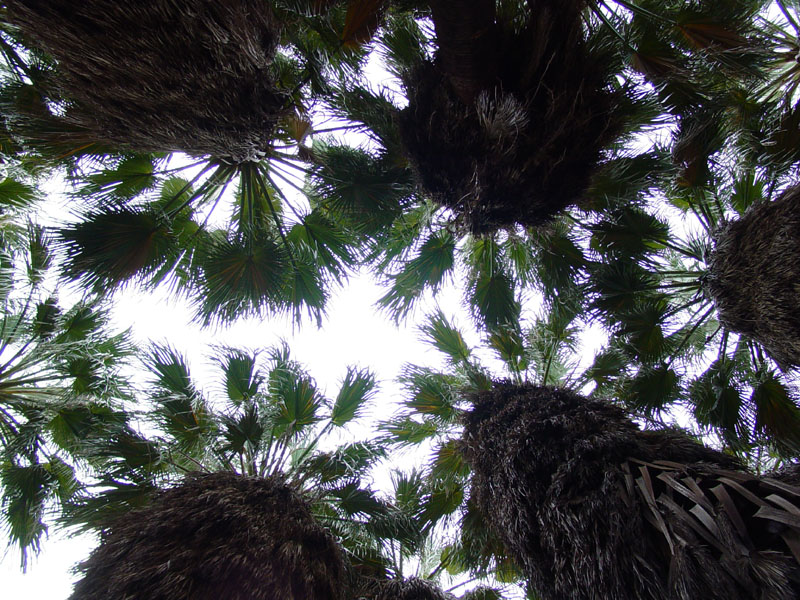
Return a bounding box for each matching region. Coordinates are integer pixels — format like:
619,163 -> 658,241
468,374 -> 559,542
706,184 -> 800,370
69,471 -> 347,600
6,0 -> 288,161
461,383 -> 800,599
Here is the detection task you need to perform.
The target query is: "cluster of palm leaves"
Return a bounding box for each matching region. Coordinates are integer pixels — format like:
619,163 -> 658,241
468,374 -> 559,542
0,161 -> 133,568
2,0 -> 800,598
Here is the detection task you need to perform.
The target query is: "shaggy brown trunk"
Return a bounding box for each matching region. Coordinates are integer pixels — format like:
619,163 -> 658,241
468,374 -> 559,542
398,0 -> 624,234
5,0 -> 287,162
427,0 -> 499,105
69,472 -> 347,600
460,383 -> 800,600
706,184 -> 800,369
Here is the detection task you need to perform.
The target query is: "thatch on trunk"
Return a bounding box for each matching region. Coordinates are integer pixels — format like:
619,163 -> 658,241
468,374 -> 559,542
398,0 -> 627,234
5,0 -> 287,162
460,383 -> 800,600
69,471 -> 347,600
706,184 -> 800,370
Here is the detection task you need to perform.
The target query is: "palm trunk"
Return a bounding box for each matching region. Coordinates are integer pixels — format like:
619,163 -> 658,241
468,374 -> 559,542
461,383 -> 800,599
706,184 -> 800,369
69,472 -> 347,600
427,0 -> 499,104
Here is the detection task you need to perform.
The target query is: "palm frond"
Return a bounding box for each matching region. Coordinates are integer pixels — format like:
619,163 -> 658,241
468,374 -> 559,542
214,347 -> 263,405
378,229 -> 456,321
330,367 -> 377,427
57,206 -> 186,292
419,311 -> 472,366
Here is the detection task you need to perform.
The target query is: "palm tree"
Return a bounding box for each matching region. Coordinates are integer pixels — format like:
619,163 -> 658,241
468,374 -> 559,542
70,471 -> 348,600
379,304 -> 592,594
0,1 -> 373,325
310,1 -> 764,330
579,178 -> 800,460
706,182 -> 800,370
553,4 -> 800,458
0,210 -> 133,567
63,342 -> 425,596
4,0 -> 288,162
397,0 -> 641,235
461,383 -> 800,600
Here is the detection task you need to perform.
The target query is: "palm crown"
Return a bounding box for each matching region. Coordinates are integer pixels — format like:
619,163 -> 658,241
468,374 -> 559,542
2,1 -> 800,598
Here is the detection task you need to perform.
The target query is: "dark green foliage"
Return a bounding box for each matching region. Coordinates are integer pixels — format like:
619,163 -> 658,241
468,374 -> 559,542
0,216 -> 133,567
4,3 -> 800,591
58,207 -> 185,290
70,472 -> 347,600
462,383 -> 800,599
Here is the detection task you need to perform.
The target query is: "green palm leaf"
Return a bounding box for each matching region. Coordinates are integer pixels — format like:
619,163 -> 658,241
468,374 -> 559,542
398,365 -> 460,423
191,228 -> 290,324
298,441 -> 386,485
310,143 -> 410,234
623,364 -> 681,415
145,345 -> 214,454
751,368 -> 800,454
57,207 -> 185,291
0,177 -> 37,211
330,367 -> 377,427
215,347 -> 262,405
73,154 -> 163,205
1,461 -> 56,569
419,311 -> 472,366
689,358 -> 745,447
288,209 -> 358,280
379,229 -> 456,321
274,373 -> 324,438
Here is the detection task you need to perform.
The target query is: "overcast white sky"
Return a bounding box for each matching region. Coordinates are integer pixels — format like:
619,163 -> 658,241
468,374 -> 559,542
0,250 -> 508,597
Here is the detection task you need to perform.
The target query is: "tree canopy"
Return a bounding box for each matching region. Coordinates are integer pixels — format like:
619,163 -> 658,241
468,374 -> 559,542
2,1 -> 800,598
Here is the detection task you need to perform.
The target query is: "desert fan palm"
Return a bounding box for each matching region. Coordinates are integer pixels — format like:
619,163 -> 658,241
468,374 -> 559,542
70,471 -> 347,600
4,0 -> 286,161
0,1 -> 373,325
392,0 -> 639,233
0,175 -> 133,567
379,305 -> 590,592
706,182 -> 800,370
461,383 -> 800,599
64,342 -> 427,597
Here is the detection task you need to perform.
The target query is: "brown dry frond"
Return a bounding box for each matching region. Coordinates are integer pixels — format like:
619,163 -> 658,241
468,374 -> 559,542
69,471 -> 347,600
706,184 -> 800,370
6,0 -> 287,162
398,1 -> 627,234
461,383 -> 800,600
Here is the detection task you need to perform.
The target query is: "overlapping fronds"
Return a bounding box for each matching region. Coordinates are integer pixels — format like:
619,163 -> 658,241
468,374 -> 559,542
461,383 -> 800,600
0,222 -> 133,567
706,183 -> 800,369
70,472 -> 347,600
5,0 -> 287,161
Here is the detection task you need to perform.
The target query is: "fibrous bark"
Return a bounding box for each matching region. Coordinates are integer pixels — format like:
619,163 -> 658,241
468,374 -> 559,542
399,0 -> 626,234
70,472 -> 347,600
706,184 -> 800,370
461,383 -> 800,600
373,577 -> 455,600
6,0 -> 287,162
